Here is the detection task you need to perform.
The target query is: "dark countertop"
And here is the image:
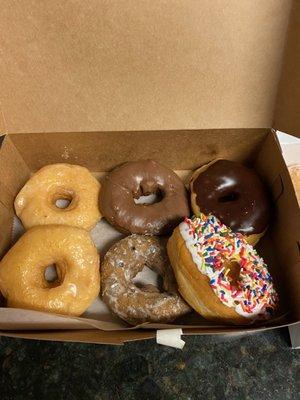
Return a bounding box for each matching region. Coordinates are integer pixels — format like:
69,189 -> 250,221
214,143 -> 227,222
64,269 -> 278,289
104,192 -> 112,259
0,328 -> 299,400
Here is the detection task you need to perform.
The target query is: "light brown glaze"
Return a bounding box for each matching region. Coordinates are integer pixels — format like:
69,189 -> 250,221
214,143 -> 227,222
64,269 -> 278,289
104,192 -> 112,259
0,225 -> 100,316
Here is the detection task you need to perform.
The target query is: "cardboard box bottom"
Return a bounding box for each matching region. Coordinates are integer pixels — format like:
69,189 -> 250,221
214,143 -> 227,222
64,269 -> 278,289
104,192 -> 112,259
0,129 -> 299,344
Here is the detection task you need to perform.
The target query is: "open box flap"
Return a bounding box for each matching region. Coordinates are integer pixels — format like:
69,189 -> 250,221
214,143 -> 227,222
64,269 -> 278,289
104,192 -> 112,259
273,0 -> 300,138
1,322 -> 299,345
0,0 -> 292,134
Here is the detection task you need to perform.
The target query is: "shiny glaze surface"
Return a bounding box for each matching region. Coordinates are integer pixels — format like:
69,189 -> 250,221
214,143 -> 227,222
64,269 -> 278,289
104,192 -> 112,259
100,160 -> 189,235
192,160 -> 270,234
0,225 -> 100,316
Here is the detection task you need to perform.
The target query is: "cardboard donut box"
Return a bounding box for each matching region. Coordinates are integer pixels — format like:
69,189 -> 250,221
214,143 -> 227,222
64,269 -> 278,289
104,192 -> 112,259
0,1 -> 299,345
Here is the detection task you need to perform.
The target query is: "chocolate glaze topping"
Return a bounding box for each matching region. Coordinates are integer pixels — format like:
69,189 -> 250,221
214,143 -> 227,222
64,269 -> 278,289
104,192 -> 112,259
100,160 -> 190,235
192,160 -> 270,235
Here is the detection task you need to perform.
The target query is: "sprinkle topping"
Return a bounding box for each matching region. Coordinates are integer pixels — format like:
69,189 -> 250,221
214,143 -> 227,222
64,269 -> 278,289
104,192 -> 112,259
179,214 -> 278,319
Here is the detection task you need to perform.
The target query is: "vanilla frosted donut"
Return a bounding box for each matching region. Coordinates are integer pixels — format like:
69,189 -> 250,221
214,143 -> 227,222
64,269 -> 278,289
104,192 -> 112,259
167,214 -> 278,324
15,163 -> 101,230
0,225 -> 100,316
102,235 -> 191,325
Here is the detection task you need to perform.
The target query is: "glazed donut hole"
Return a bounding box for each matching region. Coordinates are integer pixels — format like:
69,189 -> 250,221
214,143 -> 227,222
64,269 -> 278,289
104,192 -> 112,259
50,189 -> 78,211
43,262 -> 65,288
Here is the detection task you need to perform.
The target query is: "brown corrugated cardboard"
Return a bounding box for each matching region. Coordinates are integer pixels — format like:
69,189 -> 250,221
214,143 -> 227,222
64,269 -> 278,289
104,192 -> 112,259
8,129 -> 267,171
0,0 -> 292,133
0,1 -> 299,344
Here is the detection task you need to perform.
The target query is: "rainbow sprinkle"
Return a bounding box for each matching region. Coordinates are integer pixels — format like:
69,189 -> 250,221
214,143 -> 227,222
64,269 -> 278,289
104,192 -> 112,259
179,214 -> 278,319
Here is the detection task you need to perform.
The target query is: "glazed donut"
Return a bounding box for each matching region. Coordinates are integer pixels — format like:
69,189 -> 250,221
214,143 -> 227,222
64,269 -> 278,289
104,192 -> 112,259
15,163 -> 101,231
99,160 -> 189,235
101,234 -> 191,325
288,165 -> 300,204
0,225 -> 100,316
190,159 -> 271,245
167,214 -> 278,325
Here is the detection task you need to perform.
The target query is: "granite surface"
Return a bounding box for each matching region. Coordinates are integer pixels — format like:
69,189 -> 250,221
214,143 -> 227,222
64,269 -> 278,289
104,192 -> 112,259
0,328 -> 299,399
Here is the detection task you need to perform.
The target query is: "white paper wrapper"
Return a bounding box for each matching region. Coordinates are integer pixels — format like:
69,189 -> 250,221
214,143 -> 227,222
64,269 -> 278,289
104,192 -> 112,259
156,328 -> 185,349
277,131 -> 300,167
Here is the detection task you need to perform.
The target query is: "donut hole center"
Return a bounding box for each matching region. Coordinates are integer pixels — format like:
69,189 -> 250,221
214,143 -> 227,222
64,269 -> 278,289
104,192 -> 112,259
55,198 -> 71,209
44,264 -> 61,287
52,190 -> 75,210
218,192 -> 240,203
133,266 -> 163,293
133,188 -> 163,205
224,261 -> 241,287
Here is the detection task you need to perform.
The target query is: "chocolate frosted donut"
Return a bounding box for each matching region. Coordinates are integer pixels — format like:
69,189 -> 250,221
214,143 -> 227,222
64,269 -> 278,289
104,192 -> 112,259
100,160 -> 189,235
190,159 -> 270,244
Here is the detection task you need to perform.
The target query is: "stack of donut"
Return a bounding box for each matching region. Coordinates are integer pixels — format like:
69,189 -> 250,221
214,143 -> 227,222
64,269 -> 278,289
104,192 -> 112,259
0,157 -> 279,325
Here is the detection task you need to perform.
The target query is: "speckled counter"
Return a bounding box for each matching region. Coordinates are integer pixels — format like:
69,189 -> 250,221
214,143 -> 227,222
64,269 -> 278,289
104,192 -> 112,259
0,328 -> 299,399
